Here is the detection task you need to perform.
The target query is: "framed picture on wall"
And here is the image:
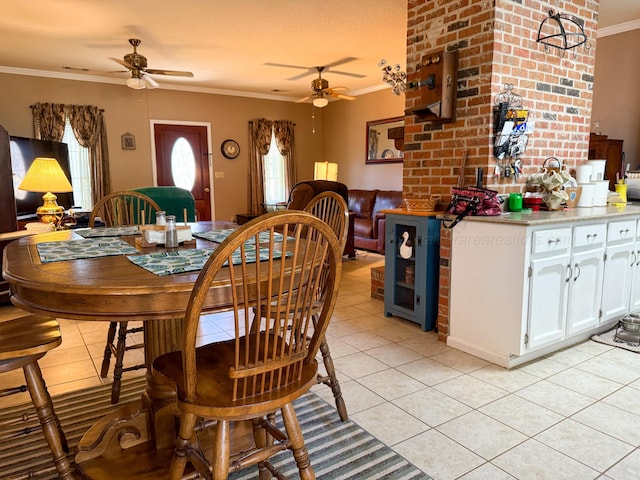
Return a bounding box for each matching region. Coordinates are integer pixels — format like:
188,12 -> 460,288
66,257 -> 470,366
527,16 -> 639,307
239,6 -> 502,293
121,132 -> 136,150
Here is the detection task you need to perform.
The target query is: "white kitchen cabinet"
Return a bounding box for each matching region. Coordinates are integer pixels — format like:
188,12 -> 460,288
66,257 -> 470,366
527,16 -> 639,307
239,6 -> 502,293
527,252 -> 569,350
449,210 -> 639,368
566,223 -> 606,336
628,220 -> 640,312
526,226 -> 572,351
601,219 -> 636,323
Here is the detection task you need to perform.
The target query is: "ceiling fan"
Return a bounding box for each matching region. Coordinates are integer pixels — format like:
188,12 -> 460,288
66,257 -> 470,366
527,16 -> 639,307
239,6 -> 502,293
295,66 -> 356,108
111,39 -> 193,90
265,57 -> 365,81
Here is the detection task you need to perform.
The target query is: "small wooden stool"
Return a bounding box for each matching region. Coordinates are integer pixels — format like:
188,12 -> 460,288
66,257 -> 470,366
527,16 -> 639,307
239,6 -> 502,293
0,315 -> 75,480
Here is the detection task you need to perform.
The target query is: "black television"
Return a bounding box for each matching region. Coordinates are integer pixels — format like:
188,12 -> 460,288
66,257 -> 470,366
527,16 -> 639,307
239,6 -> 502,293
9,136 -> 74,220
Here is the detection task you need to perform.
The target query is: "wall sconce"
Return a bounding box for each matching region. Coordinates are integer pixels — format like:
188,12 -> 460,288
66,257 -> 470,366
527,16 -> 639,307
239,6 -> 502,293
18,157 -> 73,224
537,9 -> 589,57
378,59 -> 407,95
314,161 -> 338,181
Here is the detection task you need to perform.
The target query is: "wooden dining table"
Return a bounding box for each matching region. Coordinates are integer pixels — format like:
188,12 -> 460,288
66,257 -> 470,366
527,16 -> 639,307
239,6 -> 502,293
1,220 -> 261,475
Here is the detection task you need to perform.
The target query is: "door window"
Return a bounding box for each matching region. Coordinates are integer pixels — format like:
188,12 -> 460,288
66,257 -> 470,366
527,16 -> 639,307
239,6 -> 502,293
170,137 -> 196,191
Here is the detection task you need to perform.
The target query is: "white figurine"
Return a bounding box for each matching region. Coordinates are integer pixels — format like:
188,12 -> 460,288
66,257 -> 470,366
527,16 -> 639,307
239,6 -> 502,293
399,231 -> 413,259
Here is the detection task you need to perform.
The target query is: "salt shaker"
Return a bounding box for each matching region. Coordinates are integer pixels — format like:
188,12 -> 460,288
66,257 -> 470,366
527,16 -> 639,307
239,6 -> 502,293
165,215 -> 178,248
156,211 -> 166,226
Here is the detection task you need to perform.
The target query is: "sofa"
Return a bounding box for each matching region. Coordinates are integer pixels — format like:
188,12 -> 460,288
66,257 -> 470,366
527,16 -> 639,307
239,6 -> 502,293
348,189 -> 404,254
286,180 -> 355,258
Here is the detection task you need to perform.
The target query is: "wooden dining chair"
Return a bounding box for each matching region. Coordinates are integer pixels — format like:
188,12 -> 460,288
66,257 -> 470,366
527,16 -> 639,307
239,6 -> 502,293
0,315 -> 75,480
153,210 -> 342,480
90,190 -> 161,403
302,191 -> 349,421
252,191 -> 349,421
89,190 -> 161,228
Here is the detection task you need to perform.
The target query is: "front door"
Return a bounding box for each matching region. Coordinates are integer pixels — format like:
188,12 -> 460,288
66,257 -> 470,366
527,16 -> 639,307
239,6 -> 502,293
153,123 -> 212,220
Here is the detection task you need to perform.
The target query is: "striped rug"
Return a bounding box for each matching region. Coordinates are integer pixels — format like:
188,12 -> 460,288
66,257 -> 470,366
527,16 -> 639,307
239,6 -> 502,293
0,377 -> 431,480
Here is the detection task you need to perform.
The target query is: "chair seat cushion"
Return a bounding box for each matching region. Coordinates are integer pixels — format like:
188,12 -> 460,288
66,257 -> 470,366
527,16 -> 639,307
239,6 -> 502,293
153,337 -> 318,419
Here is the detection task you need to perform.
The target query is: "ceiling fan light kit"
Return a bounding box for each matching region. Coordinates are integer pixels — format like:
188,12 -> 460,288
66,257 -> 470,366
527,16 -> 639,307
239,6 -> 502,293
312,97 -> 329,108
126,76 -> 146,90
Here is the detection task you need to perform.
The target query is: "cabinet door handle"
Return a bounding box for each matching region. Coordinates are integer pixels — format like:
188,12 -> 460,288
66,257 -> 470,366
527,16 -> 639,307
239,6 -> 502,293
587,233 -> 598,240
636,250 -> 640,267
548,238 -> 561,246
620,228 -> 630,237
632,251 -> 638,267
566,264 -> 573,283
574,263 -> 581,281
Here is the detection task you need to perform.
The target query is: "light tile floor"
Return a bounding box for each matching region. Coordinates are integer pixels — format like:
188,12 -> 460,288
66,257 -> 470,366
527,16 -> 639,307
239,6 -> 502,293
2,250 -> 640,480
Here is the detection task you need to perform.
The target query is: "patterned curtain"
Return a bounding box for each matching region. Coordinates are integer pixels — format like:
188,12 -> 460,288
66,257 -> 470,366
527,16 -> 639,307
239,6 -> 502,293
248,119 -> 272,215
273,120 -> 296,194
31,103 -> 66,141
248,119 -> 297,215
32,103 -> 110,206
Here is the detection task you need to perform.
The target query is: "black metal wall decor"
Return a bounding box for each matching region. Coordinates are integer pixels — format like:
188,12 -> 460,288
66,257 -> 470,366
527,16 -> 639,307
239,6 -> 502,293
537,9 -> 588,57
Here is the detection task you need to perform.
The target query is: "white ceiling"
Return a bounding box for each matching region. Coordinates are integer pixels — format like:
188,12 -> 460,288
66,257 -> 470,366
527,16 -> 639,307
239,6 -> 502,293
0,0 -> 638,102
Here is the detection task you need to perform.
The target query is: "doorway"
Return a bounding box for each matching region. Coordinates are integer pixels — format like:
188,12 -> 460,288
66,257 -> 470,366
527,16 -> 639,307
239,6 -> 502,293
152,122 -> 213,220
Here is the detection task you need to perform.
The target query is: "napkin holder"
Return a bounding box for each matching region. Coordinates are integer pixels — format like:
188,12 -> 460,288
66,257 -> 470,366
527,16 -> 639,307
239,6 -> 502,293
135,224 -> 195,248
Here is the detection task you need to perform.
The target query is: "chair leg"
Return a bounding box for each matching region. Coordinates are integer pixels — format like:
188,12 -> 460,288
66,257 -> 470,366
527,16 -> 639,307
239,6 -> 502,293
252,417 -> 272,480
23,362 -> 75,480
169,412 -> 198,480
100,321 -> 118,378
281,403 -> 314,480
317,336 -> 348,422
110,321 -> 129,404
212,419 -> 231,480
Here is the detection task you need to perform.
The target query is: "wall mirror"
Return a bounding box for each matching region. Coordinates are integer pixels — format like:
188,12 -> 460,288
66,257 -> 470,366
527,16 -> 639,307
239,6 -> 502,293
366,116 -> 404,164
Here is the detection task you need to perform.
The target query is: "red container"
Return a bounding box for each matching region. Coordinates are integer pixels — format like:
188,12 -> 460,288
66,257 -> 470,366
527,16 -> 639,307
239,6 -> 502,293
523,196 -> 543,211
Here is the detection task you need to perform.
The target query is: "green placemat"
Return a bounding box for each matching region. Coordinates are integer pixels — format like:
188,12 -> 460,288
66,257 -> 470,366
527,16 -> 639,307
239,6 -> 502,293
74,226 -> 141,238
193,228 -> 289,244
126,246 -> 288,276
37,238 -> 139,263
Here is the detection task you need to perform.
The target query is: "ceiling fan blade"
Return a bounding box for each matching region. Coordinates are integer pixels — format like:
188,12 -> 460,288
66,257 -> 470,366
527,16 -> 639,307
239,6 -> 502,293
327,69 -> 366,78
295,96 -> 312,104
331,93 -> 356,101
286,69 -> 317,81
144,68 -> 193,77
264,62 -> 309,70
322,57 -> 358,70
111,57 -> 134,70
142,73 -> 159,88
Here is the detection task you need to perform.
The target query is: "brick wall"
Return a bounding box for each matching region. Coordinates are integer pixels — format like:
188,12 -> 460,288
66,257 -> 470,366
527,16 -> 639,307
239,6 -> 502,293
404,0 -> 600,341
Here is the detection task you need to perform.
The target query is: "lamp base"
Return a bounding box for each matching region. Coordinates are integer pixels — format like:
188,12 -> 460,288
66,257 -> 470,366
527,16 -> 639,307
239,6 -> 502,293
36,192 -> 65,224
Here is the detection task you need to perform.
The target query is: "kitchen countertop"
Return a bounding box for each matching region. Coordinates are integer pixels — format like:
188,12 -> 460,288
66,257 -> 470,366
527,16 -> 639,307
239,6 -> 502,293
440,203 -> 640,226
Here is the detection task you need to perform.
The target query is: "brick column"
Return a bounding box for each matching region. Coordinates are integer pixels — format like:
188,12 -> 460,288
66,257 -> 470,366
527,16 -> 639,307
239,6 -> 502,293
404,0 -> 600,341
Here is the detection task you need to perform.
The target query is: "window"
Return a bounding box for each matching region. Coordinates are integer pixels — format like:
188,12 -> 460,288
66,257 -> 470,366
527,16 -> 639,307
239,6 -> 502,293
62,118 -> 92,209
170,136 -> 196,190
262,131 -> 287,209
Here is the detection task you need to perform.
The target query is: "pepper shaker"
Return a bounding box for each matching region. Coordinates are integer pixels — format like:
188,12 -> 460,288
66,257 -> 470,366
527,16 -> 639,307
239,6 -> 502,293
165,215 -> 178,248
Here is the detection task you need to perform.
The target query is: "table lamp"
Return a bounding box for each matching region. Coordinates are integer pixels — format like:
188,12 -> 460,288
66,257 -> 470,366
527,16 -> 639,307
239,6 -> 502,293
314,161 -> 338,181
18,157 -> 73,224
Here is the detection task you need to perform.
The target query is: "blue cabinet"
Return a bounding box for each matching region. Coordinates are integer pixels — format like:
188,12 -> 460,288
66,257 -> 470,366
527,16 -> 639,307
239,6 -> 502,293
384,212 -> 440,331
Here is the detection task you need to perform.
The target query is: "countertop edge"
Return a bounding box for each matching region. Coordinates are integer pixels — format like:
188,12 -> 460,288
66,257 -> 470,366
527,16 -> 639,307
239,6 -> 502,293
437,204 -> 640,226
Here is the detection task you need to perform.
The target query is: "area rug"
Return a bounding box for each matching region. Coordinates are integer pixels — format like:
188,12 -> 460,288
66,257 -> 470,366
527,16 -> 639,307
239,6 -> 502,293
0,377 -> 431,480
591,324 -> 640,353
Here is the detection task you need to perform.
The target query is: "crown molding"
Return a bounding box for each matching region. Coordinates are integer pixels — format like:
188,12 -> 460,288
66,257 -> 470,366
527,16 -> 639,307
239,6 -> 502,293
598,19 -> 640,38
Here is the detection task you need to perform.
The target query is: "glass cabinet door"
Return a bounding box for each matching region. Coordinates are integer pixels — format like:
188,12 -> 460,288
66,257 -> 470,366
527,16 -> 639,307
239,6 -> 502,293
391,223 -> 417,312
